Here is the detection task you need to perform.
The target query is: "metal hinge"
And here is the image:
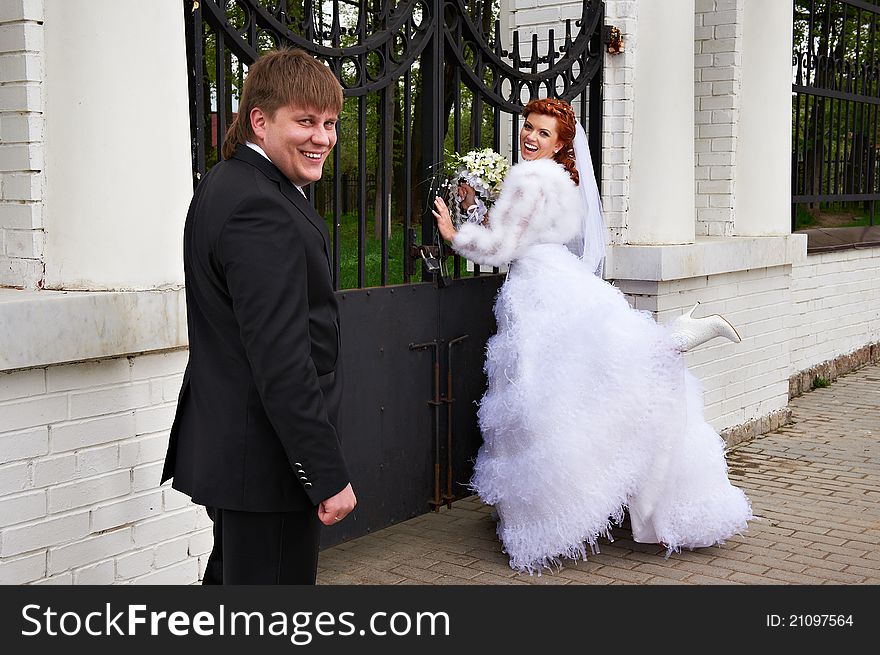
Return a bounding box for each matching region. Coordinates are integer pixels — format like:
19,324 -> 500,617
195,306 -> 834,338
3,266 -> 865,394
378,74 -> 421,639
603,25 -> 624,54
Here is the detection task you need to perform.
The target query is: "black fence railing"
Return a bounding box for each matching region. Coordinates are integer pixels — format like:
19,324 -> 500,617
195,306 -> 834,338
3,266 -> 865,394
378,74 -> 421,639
792,0 -> 880,231
314,174 -> 378,217
185,0 -> 605,288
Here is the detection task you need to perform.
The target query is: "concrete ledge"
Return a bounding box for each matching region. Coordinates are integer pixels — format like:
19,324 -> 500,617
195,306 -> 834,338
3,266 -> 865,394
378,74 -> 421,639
721,407 -> 792,450
722,342 -> 880,449
789,342 -> 880,399
0,288 -> 187,371
606,234 -> 808,281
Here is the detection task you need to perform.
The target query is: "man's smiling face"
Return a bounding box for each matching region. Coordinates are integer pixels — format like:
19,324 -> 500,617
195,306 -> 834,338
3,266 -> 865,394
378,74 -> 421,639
251,104 -> 338,186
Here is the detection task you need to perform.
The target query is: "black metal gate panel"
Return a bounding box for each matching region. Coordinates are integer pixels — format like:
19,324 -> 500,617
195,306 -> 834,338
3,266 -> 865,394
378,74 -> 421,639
328,274 -> 503,545
183,0 -> 605,545
331,284 -> 439,544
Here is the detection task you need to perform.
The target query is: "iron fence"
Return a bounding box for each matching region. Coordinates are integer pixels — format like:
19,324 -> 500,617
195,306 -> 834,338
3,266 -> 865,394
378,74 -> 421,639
792,0 -> 880,230
186,0 -> 605,287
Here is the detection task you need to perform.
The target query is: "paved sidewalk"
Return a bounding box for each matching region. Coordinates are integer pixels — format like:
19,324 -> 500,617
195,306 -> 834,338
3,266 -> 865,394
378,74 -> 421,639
317,364 -> 880,585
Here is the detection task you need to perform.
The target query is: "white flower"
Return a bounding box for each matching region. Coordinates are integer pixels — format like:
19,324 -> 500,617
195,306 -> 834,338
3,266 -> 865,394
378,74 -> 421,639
444,148 -> 510,227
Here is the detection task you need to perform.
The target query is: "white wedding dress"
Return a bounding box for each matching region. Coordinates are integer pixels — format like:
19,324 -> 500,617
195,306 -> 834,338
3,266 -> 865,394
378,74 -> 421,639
452,158 -> 752,573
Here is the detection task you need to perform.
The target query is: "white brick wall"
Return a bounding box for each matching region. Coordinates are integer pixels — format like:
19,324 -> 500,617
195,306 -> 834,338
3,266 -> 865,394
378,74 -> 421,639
514,1 -> 782,242
614,244 -> 880,433
617,263 -> 792,432
0,348 -> 211,585
0,0 -> 44,288
695,0 -> 743,237
601,0 -> 636,243
790,248 -> 880,374
508,0 -> 635,244
0,0 -> 874,588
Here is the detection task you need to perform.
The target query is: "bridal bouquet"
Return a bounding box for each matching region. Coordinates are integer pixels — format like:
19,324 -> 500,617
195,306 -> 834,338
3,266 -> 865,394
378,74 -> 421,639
443,148 -> 510,227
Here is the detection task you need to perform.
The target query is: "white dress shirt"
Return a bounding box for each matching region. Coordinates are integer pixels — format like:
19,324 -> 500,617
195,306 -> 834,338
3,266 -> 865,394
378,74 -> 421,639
245,141 -> 306,197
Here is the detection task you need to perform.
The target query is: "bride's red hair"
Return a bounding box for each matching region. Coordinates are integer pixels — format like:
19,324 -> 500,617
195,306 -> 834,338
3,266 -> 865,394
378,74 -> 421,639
522,98 -> 579,186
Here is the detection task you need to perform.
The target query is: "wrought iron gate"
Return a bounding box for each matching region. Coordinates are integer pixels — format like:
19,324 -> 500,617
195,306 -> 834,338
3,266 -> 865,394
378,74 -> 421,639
184,0 -> 606,546
792,0 -> 880,232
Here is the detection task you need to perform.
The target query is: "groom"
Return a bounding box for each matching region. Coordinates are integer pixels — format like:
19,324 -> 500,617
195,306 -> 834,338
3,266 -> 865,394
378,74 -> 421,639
162,49 -> 356,584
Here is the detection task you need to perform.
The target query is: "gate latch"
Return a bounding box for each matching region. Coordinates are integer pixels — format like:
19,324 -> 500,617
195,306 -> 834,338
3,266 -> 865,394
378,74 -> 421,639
407,230 -> 442,276
407,232 -> 450,287
416,245 -> 442,273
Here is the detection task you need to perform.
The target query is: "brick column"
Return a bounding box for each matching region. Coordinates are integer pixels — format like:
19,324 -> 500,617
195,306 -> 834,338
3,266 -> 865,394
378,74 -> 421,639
0,0 -> 44,289
600,0 -> 636,245
507,0 -> 636,245
694,0 -> 743,237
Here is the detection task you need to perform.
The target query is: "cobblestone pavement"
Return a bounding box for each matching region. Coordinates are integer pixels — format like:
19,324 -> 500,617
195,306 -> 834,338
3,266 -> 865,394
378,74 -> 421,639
317,364 -> 880,585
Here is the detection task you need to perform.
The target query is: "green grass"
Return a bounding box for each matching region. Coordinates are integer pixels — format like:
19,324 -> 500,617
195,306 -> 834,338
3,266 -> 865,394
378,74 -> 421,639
811,376 -> 831,389
795,205 -> 817,229
325,211 -> 408,289
324,211 -> 475,290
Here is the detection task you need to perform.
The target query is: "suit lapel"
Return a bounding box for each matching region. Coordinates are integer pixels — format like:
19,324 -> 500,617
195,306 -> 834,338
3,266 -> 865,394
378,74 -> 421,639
232,145 -> 332,269
278,182 -> 332,266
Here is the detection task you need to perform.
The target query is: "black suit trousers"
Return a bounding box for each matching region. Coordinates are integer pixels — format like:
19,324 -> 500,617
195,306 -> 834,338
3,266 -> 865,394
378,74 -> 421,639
202,507 -> 322,585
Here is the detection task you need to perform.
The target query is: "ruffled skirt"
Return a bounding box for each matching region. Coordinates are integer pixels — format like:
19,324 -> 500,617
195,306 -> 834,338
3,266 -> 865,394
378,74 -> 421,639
470,244 -> 752,573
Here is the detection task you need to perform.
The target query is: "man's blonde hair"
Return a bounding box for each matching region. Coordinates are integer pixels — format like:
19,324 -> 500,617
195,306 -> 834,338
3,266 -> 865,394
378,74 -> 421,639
222,48 -> 343,160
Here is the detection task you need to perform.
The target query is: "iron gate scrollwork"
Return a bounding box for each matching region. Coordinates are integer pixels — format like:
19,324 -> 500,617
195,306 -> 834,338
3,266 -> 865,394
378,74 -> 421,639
185,0 -> 605,545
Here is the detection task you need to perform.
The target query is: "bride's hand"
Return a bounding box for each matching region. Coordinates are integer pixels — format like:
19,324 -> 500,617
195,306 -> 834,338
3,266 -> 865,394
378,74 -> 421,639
432,196 -> 458,242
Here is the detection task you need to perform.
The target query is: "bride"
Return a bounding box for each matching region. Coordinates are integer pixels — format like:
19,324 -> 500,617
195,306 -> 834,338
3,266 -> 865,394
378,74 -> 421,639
433,98 -> 752,574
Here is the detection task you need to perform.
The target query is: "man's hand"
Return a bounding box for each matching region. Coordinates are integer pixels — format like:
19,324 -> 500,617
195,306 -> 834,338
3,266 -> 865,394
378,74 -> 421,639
318,483 -> 357,526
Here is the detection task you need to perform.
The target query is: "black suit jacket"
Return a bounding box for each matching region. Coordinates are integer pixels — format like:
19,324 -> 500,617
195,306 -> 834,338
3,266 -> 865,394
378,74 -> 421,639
161,144 -> 350,512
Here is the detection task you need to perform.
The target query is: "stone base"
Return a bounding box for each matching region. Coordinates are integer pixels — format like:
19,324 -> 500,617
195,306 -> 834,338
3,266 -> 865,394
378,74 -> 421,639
788,342 -> 880,399
720,342 -> 880,449
720,407 -> 792,450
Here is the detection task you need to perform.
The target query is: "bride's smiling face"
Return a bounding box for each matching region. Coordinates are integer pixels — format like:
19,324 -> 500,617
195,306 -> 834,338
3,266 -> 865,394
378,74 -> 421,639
519,113 -> 562,161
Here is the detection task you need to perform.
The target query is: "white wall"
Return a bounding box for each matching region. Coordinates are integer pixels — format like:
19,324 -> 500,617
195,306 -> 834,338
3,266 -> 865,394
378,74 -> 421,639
616,245 -> 880,432
42,0 -> 191,290
617,264 -> 792,432
627,0 -> 696,245
601,0 -> 637,245
734,0 -> 793,236
0,1 -> 196,584
694,0 -> 742,237
790,248 -> 880,374
0,351 -> 207,585
0,0 -> 45,289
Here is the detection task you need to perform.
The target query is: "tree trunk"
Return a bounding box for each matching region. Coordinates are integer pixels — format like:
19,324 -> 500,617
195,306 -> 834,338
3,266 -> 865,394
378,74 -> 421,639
392,78 -> 404,223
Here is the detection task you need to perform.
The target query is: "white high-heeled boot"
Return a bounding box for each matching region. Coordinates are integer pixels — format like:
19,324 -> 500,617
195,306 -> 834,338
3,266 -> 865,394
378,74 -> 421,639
667,302 -> 741,352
